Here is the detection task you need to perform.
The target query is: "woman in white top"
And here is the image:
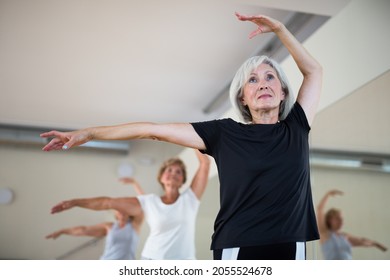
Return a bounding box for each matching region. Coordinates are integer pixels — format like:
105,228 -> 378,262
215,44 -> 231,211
317,189 -> 387,259
50,150 -> 210,259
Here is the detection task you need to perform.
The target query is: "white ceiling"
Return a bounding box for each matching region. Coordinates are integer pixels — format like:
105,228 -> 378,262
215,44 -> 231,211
0,0 -> 349,130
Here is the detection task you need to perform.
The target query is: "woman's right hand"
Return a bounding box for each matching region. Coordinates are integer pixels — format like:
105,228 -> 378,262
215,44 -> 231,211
45,230 -> 62,239
327,189 -> 344,197
40,129 -> 93,151
119,177 -> 137,185
51,200 -> 76,214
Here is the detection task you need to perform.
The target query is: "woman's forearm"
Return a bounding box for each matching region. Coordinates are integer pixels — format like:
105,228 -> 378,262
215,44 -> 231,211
90,122 -> 205,149
316,192 -> 330,213
74,197 -> 112,211
62,226 -> 88,236
88,122 -> 157,141
274,24 -> 322,77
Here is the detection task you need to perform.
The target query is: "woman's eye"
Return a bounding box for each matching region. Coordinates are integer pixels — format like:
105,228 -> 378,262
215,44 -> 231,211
266,74 -> 274,81
248,77 -> 257,83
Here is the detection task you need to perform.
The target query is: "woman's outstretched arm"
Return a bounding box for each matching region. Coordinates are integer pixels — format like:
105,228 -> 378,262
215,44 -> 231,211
346,234 -> 388,252
50,196 -> 142,217
41,122 -> 205,151
45,223 -> 111,239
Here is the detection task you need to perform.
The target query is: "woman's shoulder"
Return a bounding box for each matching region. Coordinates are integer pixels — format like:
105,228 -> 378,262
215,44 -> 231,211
218,118 -> 248,128
319,229 -> 333,243
195,118 -> 238,125
137,193 -> 158,203
283,102 -> 310,130
192,118 -> 242,134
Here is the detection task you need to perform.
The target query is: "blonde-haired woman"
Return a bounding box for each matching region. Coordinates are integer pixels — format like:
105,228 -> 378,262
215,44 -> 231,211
317,190 -> 387,259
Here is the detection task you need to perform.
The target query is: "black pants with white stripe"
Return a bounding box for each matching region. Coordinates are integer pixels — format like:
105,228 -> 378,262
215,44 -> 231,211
213,242 -> 306,260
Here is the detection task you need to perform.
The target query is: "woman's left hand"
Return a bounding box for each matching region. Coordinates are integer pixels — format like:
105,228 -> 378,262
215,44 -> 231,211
235,12 -> 282,38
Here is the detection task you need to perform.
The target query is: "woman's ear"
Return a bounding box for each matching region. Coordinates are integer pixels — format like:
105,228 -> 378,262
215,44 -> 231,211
281,91 -> 286,100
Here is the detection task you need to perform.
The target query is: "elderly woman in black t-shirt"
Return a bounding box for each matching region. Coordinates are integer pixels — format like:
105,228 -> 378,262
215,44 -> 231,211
41,13 -> 322,260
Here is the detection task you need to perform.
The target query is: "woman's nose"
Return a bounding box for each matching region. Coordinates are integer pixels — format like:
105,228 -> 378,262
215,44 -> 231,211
257,84 -> 268,91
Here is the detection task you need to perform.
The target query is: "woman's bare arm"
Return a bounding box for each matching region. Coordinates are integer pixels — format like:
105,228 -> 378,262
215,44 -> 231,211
41,123 -> 205,151
50,196 -> 142,217
45,223 -> 111,239
316,190 -> 343,238
119,177 -> 145,195
190,150 -> 211,200
346,233 -> 388,251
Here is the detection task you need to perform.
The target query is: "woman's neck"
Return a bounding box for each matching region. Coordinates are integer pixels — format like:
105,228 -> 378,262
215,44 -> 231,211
251,109 -> 279,124
161,187 -> 180,204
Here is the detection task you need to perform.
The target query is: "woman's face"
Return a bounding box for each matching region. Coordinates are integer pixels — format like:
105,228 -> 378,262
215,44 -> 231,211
160,164 -> 185,189
329,212 -> 344,231
114,211 -> 128,228
241,63 -> 284,116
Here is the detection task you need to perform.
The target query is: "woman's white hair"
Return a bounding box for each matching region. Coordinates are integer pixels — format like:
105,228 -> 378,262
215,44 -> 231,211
229,55 -> 294,123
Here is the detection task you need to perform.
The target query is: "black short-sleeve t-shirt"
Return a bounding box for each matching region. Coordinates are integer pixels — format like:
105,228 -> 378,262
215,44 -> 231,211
191,103 -> 319,250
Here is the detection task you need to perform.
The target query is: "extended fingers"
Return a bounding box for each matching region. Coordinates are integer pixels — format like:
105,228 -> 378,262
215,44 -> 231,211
42,138 -> 65,151
235,12 -> 256,21
45,233 -> 55,239
235,13 -> 268,39
235,12 -> 246,20
41,130 -> 72,151
51,201 -> 69,214
119,177 -> 134,183
333,190 -> 344,196
40,130 -> 61,138
51,205 -> 62,214
249,27 -> 263,39
235,12 -> 266,22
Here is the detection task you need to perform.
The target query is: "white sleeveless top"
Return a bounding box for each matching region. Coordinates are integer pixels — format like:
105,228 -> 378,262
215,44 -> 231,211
137,188 -> 200,259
